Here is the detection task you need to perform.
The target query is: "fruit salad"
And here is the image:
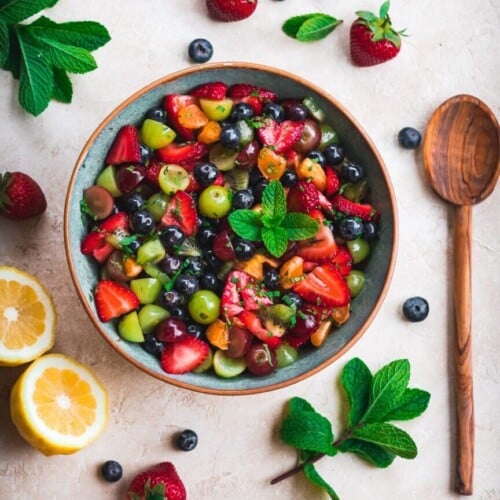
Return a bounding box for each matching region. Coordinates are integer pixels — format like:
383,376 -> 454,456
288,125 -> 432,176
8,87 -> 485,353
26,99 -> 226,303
80,81 -> 380,378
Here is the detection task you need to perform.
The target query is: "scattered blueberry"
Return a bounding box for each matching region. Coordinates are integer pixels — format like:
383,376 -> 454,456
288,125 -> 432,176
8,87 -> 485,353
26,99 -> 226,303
280,169 -> 298,188
100,460 -> 123,482
185,256 -> 205,276
185,321 -> 206,339
282,292 -> 303,310
263,265 -> 279,290
232,189 -> 254,209
252,179 -> 269,203
220,124 -> 241,149
398,127 -> 422,149
196,226 -> 217,246
131,210 -> 155,234
306,149 -> 326,167
140,144 -> 153,163
188,38 -> 213,63
160,289 -> 185,310
194,162 -> 219,186
142,335 -> 166,357
362,221 -> 378,241
200,272 -> 222,293
262,102 -> 285,122
177,429 -> 198,451
159,225 -> 186,248
233,238 -> 256,260
145,107 -> 167,123
230,102 -> 254,121
324,144 -> 345,165
402,296 -> 429,322
285,103 -> 307,122
341,162 -> 365,183
338,217 -> 364,240
123,193 -> 144,214
169,306 -> 188,320
174,274 -> 199,296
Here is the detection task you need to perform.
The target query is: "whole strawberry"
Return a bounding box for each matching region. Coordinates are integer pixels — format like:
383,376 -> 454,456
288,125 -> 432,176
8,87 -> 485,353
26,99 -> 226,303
350,1 -> 406,67
206,0 -> 257,22
0,171 -> 47,219
127,462 -> 186,500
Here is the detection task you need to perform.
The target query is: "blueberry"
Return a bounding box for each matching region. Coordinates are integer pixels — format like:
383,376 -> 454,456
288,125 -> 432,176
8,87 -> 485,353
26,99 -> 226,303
233,238 -> 255,260
145,107 -> 167,123
185,256 -> 204,275
175,274 -> 199,296
197,226 -> 217,247
204,249 -> 222,270
338,217 -> 364,240
402,297 -> 429,322
100,460 -> 123,482
285,103 -> 307,122
341,162 -> 365,183
160,289 -> 185,310
220,124 -> 241,149
249,166 -> 265,187
142,335 -> 166,357
252,179 -> 269,203
140,144 -> 153,163
185,321 -> 206,339
398,127 -> 422,149
200,272 -> 222,292
177,429 -> 198,451
194,162 -> 219,186
263,265 -> 279,290
363,221 -> 378,241
188,38 -> 213,63
160,255 -> 183,274
262,103 -> 285,123
282,292 -> 303,310
280,169 -> 298,188
232,189 -> 254,209
230,102 -> 254,121
324,144 -> 345,165
159,225 -> 186,248
306,149 -> 326,167
123,193 -> 144,214
169,306 -> 188,320
131,210 -> 155,234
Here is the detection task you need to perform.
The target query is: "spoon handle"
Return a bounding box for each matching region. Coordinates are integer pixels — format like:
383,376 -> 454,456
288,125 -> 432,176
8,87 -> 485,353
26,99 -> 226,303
454,204 -> 474,495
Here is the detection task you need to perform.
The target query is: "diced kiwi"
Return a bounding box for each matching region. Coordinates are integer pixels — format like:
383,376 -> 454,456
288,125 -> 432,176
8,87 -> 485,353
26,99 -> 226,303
223,167 -> 249,191
341,179 -> 368,203
143,262 -> 169,285
199,98 -> 233,121
175,238 -> 201,257
138,304 -> 169,334
209,143 -> 239,171
319,124 -> 339,151
130,278 -> 162,304
303,96 -> 326,123
264,304 -> 295,325
96,165 -> 122,197
118,311 -> 145,343
236,120 -> 254,147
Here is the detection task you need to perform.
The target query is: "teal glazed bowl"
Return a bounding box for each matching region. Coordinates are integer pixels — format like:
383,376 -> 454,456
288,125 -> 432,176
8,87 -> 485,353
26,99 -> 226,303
64,62 -> 397,395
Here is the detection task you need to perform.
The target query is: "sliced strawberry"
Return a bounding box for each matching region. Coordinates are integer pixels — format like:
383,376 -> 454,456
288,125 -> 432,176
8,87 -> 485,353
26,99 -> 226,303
185,172 -> 202,193
156,141 -> 207,165
257,120 -> 304,154
233,95 -> 263,115
332,246 -> 352,276
81,231 -> 114,263
163,94 -> 197,141
297,223 -> 337,262
332,194 -> 378,221
191,81 -> 228,100
227,84 -> 277,102
213,229 -> 236,261
160,190 -> 198,236
302,261 -> 318,273
302,304 -> 334,323
160,336 -> 209,374
325,167 -> 340,197
293,264 -> 350,308
238,310 -> 282,349
99,212 -> 130,233
105,125 -> 141,165
240,287 -> 273,311
287,181 -> 320,213
221,271 -> 250,318
318,191 -> 335,215
94,280 -> 139,322
144,162 -> 163,186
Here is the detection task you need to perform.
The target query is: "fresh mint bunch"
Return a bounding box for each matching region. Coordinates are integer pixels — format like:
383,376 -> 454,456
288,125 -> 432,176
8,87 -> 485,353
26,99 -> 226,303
0,0 -> 111,116
228,180 -> 319,258
271,358 -> 430,499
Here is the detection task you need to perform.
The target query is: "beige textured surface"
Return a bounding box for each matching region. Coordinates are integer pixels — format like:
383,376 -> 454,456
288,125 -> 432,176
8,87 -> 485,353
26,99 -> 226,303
1,0 -> 499,498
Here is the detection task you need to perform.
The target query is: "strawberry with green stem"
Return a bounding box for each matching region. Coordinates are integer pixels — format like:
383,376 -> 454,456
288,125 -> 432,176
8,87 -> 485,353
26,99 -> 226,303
350,1 -> 406,67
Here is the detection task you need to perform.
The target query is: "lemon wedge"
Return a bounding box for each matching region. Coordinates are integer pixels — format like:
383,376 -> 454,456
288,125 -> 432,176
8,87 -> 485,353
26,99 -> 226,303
10,353 -> 108,455
0,266 -> 56,366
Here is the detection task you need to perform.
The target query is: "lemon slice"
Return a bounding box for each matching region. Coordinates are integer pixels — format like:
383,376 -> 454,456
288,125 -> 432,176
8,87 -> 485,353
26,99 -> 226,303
0,266 -> 56,366
10,353 -> 108,455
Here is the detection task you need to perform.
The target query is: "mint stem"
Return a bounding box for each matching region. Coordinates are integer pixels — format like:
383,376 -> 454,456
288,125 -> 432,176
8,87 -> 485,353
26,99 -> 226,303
270,430 -> 352,485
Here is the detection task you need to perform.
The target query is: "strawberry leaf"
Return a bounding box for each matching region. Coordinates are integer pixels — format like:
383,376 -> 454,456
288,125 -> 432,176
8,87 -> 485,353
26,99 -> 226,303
282,13 -> 343,42
0,0 -> 58,24
379,0 -> 391,19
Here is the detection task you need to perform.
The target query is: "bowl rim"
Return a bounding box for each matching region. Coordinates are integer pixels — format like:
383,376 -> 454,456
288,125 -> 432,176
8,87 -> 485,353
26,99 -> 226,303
64,61 -> 398,396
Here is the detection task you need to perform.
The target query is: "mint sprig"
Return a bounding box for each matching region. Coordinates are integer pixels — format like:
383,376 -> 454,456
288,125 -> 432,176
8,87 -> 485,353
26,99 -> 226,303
228,181 -> 319,258
271,358 -> 430,498
0,0 -> 110,116
282,13 -> 343,42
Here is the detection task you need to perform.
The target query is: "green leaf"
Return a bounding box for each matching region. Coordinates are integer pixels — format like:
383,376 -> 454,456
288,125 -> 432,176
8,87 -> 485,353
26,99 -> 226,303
16,27 -> 53,116
339,438 -> 396,468
0,19 -> 8,66
361,359 -> 410,423
27,16 -> 110,51
289,396 -> 317,414
261,180 -> 286,226
354,11 -> 378,23
30,34 -> 97,73
280,409 -> 336,455
282,13 -> 342,43
262,226 -> 288,258
383,388 -> 431,421
304,463 -> 340,500
228,209 -> 263,242
0,0 -> 58,24
379,1 -> 391,19
2,25 -> 20,77
282,14 -> 316,39
352,422 -> 418,459
341,357 -> 372,427
281,212 -> 319,241
51,66 -> 72,102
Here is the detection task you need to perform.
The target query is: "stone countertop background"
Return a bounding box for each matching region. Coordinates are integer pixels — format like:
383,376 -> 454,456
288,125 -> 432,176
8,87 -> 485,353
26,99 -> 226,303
0,0 -> 499,498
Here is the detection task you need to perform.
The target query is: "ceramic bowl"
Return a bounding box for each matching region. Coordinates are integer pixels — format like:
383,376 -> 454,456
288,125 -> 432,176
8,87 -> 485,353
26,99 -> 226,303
64,62 -> 397,395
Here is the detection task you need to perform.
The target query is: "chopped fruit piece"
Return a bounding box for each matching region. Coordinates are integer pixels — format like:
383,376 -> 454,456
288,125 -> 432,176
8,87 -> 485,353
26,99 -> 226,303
94,280 -> 139,322
144,162 -> 163,186
118,311 -> 144,342
161,190 -> 198,236
178,103 -> 209,129
221,270 -> 250,318
227,84 -> 277,103
83,185 -> 114,220
297,223 -> 337,262
123,257 -> 143,278
286,180 -> 320,213
295,157 -> 327,192
325,166 -> 340,196
279,256 -> 304,289
332,194 -> 377,220
158,164 -> 190,195
331,304 -> 351,326
332,245 -> 352,276
140,119 -> 176,149
127,462 -> 186,500
238,310 -> 282,348
96,165 -> 122,197
160,336 -> 210,374
257,120 -> 304,154
245,342 -> 276,376
257,147 -> 287,180
198,120 -> 222,144
163,94 -> 197,141
240,287 -> 273,311
213,229 -> 236,262
191,81 -> 228,100
105,125 -> 141,165
206,318 -> 229,350
294,264 -> 350,308
199,98 -> 234,121
213,350 -> 246,378
138,304 -> 169,334
99,212 -> 130,233
156,141 -> 207,165
310,319 -> 333,347
234,253 -> 279,280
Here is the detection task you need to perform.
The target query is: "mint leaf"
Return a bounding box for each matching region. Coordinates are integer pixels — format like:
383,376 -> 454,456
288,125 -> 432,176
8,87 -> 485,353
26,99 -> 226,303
282,13 -> 342,42
27,17 -> 110,50
289,396 -> 317,414
262,226 -> 288,258
280,409 -> 336,456
228,209 -> 263,241
361,359 -> 410,423
16,27 -> 53,116
383,388 -> 431,421
2,27 -> 20,77
352,422 -> 418,459
304,463 -> 339,500
0,0 -> 57,24
261,180 -> 286,226
0,20 -> 8,66
339,439 -> 396,468
281,212 -> 319,241
341,357 -> 372,427
51,66 -> 72,102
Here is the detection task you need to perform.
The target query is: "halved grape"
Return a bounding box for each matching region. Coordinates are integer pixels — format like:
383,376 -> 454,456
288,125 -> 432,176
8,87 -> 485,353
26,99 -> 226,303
226,326 -> 252,359
199,98 -> 233,121
96,165 -> 122,197
158,164 -> 190,195
245,343 -> 277,376
146,192 -> 169,221
138,304 -> 169,334
83,185 -> 114,220
275,343 -> 298,368
140,119 -> 176,149
346,239 -> 370,264
213,350 -> 246,378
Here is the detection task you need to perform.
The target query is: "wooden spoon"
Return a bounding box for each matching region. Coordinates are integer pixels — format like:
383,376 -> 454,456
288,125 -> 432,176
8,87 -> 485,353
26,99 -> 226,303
423,95 -> 499,495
